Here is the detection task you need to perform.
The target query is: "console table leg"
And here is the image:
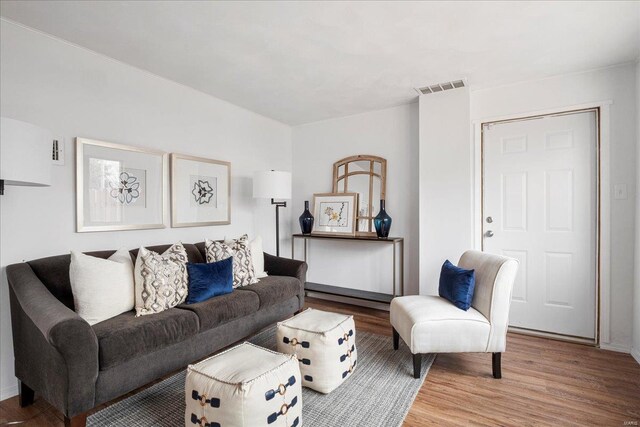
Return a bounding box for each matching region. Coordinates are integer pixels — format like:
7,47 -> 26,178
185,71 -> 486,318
392,241 -> 397,296
304,238 -> 308,263
400,239 -> 404,296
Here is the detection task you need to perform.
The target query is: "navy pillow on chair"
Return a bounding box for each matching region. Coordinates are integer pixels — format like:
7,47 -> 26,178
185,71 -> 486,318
186,257 -> 233,304
439,259 -> 476,311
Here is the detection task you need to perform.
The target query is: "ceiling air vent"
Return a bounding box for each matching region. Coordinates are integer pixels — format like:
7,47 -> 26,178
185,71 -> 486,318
415,79 -> 466,95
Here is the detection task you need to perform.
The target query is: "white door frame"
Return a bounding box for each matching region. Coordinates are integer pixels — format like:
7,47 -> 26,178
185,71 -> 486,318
471,100 -> 612,348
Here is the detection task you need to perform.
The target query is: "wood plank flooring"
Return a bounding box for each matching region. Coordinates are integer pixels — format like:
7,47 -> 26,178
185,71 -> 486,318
1,297 -> 639,426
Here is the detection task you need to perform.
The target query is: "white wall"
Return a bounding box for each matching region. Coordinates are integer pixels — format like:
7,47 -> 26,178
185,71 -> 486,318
633,61 -> 640,364
418,88 -> 472,294
0,21 -> 292,399
291,103 -> 419,296
471,64 -> 638,352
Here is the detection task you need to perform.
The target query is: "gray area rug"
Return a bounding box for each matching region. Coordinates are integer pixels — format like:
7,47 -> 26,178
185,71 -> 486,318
88,326 -> 434,427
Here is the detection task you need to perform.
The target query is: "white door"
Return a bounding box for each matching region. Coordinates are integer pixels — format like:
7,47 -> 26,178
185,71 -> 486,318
482,110 -> 597,339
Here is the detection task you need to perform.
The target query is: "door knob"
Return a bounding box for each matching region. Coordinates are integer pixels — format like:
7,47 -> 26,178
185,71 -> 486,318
485,230 -> 494,238
486,216 -> 493,223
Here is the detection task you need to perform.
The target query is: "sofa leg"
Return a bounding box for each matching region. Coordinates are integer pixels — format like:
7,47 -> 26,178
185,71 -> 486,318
413,353 -> 421,379
18,381 -> 34,408
492,352 -> 502,379
392,327 -> 399,350
64,413 -> 87,427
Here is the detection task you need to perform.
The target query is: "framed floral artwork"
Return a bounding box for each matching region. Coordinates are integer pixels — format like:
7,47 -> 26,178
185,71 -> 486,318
311,192 -> 358,236
170,153 -> 231,227
76,138 -> 167,232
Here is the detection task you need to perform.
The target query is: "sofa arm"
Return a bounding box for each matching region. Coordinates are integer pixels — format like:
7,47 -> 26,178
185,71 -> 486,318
6,263 -> 98,417
263,253 -> 307,284
263,253 -> 307,309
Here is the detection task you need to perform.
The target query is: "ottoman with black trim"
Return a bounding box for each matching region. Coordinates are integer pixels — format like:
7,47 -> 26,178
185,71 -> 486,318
276,308 -> 357,394
185,342 -> 302,427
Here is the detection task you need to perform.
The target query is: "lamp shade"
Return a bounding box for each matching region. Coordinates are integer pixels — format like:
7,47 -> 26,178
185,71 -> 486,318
1,117 -> 52,187
253,170 -> 291,199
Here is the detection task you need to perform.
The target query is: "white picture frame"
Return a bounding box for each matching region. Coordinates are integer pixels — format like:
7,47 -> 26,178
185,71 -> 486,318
311,192 -> 358,236
76,138 -> 168,232
171,153 -> 231,227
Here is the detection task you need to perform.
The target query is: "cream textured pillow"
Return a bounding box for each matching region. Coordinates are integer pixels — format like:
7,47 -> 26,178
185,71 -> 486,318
206,235 -> 256,287
250,236 -> 267,279
134,243 -> 189,316
69,249 -> 135,325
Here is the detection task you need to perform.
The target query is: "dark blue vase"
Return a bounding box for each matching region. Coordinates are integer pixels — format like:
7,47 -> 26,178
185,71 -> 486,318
374,199 -> 392,239
299,201 -> 314,234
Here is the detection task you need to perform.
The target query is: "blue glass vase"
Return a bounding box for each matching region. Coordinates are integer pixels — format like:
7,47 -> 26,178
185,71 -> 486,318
374,199 -> 392,239
299,200 -> 314,234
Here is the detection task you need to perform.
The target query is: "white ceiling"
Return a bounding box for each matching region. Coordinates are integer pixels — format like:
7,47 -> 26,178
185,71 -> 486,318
1,1 -> 639,125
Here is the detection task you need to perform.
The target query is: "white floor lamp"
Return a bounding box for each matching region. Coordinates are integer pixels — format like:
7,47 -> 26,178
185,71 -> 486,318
253,170 -> 292,257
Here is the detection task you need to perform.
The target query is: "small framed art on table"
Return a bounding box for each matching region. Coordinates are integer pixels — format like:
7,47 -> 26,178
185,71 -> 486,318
311,192 -> 358,236
76,138 -> 167,232
171,153 -> 231,227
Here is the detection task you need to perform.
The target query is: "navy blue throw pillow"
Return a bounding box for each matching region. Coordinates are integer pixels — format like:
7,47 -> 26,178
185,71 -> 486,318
438,260 -> 476,311
186,257 -> 233,304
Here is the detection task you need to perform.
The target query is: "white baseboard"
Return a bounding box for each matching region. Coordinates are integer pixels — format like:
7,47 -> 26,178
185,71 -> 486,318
1,381 -> 18,401
599,342 -> 631,353
631,347 -> 640,365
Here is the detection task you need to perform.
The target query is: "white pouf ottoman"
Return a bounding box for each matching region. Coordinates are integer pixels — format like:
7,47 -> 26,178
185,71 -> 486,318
185,342 -> 302,427
276,308 -> 357,394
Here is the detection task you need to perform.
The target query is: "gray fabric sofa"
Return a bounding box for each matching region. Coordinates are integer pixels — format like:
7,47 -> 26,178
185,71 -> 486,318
6,242 -> 307,427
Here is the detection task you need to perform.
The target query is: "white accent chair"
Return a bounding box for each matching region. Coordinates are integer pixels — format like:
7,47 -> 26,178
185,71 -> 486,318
390,250 -> 518,379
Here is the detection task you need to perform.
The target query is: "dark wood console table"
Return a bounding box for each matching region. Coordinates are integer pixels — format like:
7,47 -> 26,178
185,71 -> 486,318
291,233 -> 404,304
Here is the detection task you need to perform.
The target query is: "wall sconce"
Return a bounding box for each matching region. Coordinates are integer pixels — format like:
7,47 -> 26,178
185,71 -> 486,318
0,117 -> 52,195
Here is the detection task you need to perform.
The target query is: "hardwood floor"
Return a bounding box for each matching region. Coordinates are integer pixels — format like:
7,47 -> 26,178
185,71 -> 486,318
1,297 -> 639,426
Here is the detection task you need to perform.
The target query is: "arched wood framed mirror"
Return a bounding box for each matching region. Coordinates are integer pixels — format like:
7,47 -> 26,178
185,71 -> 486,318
332,155 -> 387,235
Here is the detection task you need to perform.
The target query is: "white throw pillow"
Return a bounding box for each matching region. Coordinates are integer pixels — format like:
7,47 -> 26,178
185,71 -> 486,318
250,236 -> 268,279
69,249 -> 135,326
134,243 -> 189,316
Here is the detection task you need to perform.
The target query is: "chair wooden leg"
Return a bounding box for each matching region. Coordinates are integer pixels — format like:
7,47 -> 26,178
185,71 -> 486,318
64,413 -> 87,427
413,353 -> 421,379
492,352 -> 502,379
18,381 -> 34,408
392,327 -> 399,350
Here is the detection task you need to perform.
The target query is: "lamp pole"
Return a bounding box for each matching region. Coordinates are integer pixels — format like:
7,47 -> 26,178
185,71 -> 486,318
253,169 -> 291,258
271,198 -> 287,256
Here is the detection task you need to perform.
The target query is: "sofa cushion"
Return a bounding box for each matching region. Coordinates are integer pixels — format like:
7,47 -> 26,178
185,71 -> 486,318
240,276 -> 300,309
93,308 -> 199,370
390,295 -> 490,354
177,290 -> 260,330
